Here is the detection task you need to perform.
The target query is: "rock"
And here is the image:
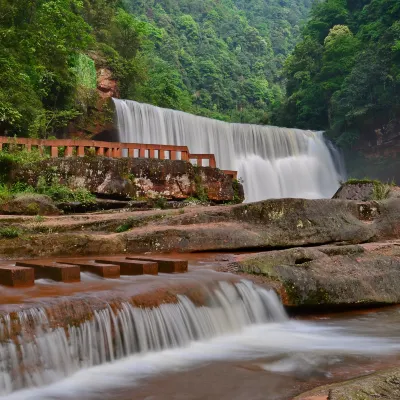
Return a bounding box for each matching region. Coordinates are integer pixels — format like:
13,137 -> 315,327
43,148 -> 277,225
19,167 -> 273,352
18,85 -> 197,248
333,181 -> 400,201
57,198 -> 129,213
333,182 -> 375,201
233,245 -> 400,308
0,198 -> 399,259
0,194 -> 60,216
12,157 -> 242,203
97,68 -> 119,100
294,367 -> 400,400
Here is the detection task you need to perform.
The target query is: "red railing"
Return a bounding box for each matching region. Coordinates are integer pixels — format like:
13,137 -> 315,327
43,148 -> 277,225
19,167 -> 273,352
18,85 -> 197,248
0,137 -> 237,179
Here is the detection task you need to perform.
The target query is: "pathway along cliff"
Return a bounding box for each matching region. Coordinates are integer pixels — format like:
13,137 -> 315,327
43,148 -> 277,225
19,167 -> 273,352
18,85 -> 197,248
113,99 -> 345,202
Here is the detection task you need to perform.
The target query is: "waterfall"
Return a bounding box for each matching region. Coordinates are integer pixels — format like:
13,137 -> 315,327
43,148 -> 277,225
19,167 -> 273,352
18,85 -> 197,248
113,99 -> 345,202
0,281 -> 286,395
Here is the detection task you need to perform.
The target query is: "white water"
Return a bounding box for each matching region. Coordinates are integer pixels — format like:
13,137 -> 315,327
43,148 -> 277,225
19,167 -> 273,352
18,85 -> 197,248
113,99 -> 345,202
1,280 -> 400,399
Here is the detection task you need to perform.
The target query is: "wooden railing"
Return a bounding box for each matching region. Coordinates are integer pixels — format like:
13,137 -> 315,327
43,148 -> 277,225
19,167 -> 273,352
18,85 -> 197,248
0,137 -> 237,179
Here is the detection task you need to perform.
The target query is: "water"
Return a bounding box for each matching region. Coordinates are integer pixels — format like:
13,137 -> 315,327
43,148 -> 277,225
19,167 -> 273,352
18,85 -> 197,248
1,280 -> 400,399
113,99 -> 345,202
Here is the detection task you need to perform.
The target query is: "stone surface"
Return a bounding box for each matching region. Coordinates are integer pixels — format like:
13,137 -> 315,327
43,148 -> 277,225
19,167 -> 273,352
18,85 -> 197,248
0,198 -> 399,259
0,194 -> 59,216
127,257 -> 188,273
62,261 -> 120,278
294,367 -> 400,400
333,182 -> 375,201
12,157 -> 242,203
16,261 -> 80,282
232,245 -> 400,308
95,258 -> 158,275
0,266 -> 34,287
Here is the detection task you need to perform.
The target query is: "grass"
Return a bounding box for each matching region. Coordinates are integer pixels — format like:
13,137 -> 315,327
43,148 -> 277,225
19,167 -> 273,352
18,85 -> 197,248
0,227 -> 22,239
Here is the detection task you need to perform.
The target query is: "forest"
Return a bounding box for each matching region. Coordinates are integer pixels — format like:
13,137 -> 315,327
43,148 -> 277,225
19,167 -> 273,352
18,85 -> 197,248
282,0 -> 400,147
0,0 -> 312,138
0,0 -> 399,149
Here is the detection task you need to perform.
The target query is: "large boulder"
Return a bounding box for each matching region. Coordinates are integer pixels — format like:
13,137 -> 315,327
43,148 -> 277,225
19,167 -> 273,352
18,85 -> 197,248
12,157 -> 242,203
231,244 -> 400,308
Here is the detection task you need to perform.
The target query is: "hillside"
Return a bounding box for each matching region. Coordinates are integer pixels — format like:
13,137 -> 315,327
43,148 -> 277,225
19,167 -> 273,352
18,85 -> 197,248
282,0 -> 400,149
0,0 -> 314,138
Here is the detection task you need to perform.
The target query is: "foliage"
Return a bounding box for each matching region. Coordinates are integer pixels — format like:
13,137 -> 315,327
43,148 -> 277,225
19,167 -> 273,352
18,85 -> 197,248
0,226 -> 22,239
0,0 -> 316,135
281,0 -> 400,148
36,177 -> 95,204
372,181 -> 391,200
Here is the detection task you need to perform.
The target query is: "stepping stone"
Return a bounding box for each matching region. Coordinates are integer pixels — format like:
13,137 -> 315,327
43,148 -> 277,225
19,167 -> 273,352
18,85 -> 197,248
61,261 -> 120,279
16,261 -> 80,282
126,256 -> 188,273
95,258 -> 158,276
0,266 -> 35,287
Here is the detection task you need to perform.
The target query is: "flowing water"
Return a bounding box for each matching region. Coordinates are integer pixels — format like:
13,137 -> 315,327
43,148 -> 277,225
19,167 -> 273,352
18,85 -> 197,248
1,276 -> 400,400
113,99 -> 345,202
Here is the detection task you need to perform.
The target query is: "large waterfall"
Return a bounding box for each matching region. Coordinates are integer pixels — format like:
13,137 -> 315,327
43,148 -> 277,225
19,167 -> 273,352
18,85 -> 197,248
113,99 -> 345,202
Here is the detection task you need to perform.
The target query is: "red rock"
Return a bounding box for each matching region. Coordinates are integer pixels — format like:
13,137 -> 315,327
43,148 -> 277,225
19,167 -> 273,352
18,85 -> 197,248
95,258 -> 158,275
61,261 -> 120,278
16,261 -> 80,282
0,266 -> 34,287
126,257 -> 188,273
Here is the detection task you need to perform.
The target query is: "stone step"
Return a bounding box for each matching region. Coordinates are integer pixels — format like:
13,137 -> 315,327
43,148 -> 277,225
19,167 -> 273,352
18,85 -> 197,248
60,261 -> 120,279
126,257 -> 188,273
95,258 -> 158,276
16,261 -> 80,282
0,266 -> 35,287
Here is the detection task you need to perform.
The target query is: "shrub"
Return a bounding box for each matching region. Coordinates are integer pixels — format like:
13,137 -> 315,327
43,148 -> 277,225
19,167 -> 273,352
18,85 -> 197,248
0,227 -> 21,239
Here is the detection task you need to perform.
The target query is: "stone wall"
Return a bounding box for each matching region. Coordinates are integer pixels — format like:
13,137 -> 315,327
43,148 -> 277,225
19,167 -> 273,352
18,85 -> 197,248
12,157 -> 243,203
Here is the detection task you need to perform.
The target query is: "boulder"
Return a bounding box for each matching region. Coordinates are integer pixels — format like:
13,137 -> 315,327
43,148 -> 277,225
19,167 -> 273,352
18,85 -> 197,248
232,245 -> 400,308
0,194 -> 59,216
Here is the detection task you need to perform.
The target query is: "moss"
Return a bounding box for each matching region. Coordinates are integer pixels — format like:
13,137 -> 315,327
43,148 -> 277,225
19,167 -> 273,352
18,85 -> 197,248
284,280 -> 331,305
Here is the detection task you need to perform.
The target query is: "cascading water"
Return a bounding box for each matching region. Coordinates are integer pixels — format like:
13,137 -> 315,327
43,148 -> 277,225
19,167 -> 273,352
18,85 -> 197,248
0,281 -> 286,395
1,279 -> 400,400
113,99 -> 345,202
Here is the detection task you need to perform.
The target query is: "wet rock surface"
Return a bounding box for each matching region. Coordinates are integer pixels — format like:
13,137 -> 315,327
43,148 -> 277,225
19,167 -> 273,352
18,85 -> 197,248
295,367 -> 400,400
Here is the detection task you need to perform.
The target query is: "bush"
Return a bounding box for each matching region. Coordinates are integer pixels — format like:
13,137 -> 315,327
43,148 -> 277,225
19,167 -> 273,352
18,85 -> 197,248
36,177 -> 95,205
0,227 -> 21,239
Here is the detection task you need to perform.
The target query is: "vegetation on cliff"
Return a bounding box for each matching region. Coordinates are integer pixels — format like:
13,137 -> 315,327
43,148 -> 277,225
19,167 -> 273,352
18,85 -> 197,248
281,0 -> 400,148
0,0 -> 313,138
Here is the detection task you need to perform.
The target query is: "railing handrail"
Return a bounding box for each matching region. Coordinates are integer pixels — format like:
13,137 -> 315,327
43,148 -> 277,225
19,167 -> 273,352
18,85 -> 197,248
0,136 -> 236,178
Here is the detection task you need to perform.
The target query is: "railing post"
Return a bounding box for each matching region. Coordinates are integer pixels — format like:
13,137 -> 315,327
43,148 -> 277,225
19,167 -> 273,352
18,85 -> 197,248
210,155 -> 216,168
139,147 -> 146,158
77,146 -> 85,157
96,147 -> 104,156
51,146 -> 58,158
65,146 -> 73,157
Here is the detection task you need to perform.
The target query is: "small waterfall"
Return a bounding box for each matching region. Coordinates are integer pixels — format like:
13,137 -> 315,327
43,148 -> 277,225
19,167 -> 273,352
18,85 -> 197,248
113,99 -> 345,202
0,281 -> 286,395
